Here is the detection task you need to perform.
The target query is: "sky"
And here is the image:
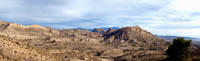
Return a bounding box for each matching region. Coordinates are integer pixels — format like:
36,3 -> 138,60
0,0 -> 200,38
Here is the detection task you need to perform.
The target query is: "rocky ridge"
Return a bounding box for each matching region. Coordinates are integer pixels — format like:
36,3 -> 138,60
0,20 -> 168,61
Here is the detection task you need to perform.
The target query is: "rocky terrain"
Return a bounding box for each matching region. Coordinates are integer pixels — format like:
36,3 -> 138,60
0,20 -> 180,61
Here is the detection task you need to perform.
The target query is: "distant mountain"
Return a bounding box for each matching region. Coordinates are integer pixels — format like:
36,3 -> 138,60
76,27 -> 120,32
76,27 -> 94,31
157,35 -> 200,45
157,35 -> 196,40
97,27 -> 120,31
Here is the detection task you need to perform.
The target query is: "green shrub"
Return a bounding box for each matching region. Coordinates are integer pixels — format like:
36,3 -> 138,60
166,37 -> 192,61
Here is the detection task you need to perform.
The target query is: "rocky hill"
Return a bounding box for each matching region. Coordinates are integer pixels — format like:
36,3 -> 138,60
0,20 -> 169,61
104,26 -> 166,47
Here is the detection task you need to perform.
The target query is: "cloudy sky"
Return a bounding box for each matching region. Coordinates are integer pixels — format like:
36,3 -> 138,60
0,0 -> 200,38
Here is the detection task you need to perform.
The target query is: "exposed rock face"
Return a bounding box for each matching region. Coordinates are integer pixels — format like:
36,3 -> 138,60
105,28 -> 115,33
92,28 -> 106,34
0,20 -> 168,61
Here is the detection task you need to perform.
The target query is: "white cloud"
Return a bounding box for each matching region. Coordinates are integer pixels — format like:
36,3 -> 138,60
0,0 -> 22,8
0,0 -> 200,38
149,28 -> 200,38
168,0 -> 200,12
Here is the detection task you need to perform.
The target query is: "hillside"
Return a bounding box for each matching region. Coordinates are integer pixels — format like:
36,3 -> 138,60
0,20 -> 169,61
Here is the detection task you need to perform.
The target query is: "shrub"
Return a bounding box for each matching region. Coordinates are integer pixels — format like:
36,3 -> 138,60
166,37 -> 192,61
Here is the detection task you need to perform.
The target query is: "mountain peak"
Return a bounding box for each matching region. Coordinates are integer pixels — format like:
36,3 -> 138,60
104,26 -> 166,47
106,28 -> 115,33
93,28 -> 105,34
120,26 -> 142,32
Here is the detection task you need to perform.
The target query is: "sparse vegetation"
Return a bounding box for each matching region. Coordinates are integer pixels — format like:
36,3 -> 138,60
166,37 -> 192,61
3,20 -> 199,61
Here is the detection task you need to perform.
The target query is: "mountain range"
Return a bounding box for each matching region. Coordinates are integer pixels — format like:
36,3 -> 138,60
0,20 -> 199,61
76,27 -> 200,42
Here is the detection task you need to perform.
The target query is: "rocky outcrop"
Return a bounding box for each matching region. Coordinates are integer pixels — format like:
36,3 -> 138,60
92,28 -> 106,34
105,28 -> 115,33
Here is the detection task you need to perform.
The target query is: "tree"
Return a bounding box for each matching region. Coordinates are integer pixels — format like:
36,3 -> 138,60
166,37 -> 192,61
